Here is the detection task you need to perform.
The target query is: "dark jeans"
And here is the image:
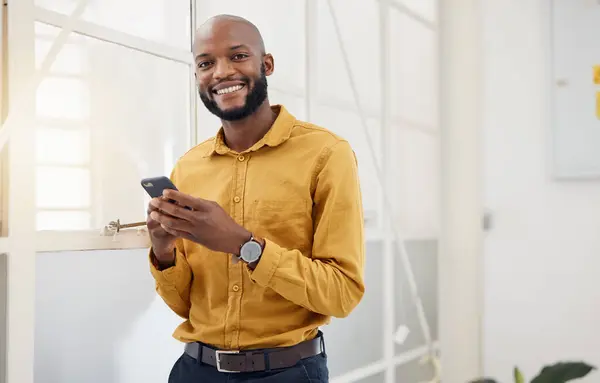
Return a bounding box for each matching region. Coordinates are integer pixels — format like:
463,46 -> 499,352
168,351 -> 329,383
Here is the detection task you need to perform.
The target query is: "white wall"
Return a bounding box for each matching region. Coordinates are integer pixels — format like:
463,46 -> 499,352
482,0 -> 600,381
35,250 -> 184,383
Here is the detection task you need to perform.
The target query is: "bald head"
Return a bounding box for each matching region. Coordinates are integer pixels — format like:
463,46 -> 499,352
194,14 -> 266,56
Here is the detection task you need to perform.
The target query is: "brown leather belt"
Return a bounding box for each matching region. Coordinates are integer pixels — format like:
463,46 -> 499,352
184,335 -> 324,373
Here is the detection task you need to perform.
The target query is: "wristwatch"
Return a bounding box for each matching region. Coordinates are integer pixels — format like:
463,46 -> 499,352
239,234 -> 263,263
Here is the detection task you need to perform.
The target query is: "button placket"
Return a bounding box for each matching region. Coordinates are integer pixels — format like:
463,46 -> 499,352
225,152 -> 250,350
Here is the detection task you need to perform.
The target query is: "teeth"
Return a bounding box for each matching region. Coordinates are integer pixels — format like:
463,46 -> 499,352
216,85 -> 243,95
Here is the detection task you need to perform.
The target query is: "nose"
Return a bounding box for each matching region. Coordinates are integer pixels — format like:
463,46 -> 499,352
213,59 -> 235,80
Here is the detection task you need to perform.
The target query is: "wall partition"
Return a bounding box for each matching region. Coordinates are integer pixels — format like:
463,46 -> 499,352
2,1 -> 441,382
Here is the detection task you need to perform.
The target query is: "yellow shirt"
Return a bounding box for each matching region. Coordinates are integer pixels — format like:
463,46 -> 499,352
150,105 -> 365,350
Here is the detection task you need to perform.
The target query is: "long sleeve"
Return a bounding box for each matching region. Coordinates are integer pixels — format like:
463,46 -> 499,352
249,140 -> 365,318
149,238 -> 192,318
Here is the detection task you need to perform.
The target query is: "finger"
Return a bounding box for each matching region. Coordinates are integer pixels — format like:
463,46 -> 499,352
161,225 -> 183,237
162,190 -> 212,211
146,216 -> 159,228
150,211 -> 193,233
162,226 -> 195,242
147,201 -> 160,215
150,198 -> 194,220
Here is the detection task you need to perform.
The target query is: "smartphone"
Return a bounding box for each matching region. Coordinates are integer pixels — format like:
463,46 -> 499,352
141,176 -> 192,210
141,176 -> 178,198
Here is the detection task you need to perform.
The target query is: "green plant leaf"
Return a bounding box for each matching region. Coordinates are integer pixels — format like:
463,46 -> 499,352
514,366 -> 525,383
468,379 -> 497,383
531,361 -> 596,383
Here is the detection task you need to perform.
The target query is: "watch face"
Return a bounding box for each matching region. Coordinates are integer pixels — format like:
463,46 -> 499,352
240,241 -> 262,263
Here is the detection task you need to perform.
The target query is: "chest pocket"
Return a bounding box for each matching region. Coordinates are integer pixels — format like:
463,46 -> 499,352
250,199 -> 312,253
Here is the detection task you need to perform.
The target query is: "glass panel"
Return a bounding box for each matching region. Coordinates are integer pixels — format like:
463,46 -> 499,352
394,0 -> 438,23
390,9 -> 437,128
35,249 -> 183,382
196,0 -> 306,92
355,372 -> 385,383
316,0 -> 381,112
396,356 -> 438,382
36,167 -> 91,209
34,0 -> 191,50
35,127 -> 90,165
36,77 -> 90,120
311,106 -> 382,230
390,127 -> 439,239
37,211 -> 91,231
34,23 -> 191,230
394,239 -> 438,355
195,97 -> 221,144
35,29 -> 87,75
268,90 -> 306,122
323,241 -> 384,377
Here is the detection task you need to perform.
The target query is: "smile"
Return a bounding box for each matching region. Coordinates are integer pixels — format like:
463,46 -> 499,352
214,84 -> 245,95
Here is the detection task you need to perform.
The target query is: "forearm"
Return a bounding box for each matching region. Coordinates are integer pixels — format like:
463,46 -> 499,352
249,239 -> 365,318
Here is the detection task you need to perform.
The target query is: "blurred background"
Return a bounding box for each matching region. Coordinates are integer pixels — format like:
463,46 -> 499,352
1,0 -> 600,382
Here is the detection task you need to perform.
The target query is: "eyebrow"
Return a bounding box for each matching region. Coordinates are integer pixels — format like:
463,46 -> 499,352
195,44 -> 250,60
229,44 -> 249,51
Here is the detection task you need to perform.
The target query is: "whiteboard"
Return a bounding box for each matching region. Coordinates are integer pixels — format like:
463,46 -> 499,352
550,0 -> 600,178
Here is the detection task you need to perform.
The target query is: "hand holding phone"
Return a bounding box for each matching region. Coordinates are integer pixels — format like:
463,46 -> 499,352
141,176 -> 181,264
142,177 -> 252,256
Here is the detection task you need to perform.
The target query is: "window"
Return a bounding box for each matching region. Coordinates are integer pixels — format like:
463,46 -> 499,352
34,0 -> 192,49
7,2 -> 196,251
34,23 -> 192,233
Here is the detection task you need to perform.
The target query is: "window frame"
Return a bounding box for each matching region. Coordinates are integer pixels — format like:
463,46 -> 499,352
4,2 -> 197,253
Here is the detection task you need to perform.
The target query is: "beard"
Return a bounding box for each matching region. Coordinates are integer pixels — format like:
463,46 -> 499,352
199,65 -> 269,121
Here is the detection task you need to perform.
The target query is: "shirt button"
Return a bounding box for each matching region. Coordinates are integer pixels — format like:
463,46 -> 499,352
234,196 -> 241,203
232,285 -> 240,292
237,155 -> 245,162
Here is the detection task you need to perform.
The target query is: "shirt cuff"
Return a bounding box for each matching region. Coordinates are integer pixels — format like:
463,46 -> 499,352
149,249 -> 189,286
249,238 -> 282,287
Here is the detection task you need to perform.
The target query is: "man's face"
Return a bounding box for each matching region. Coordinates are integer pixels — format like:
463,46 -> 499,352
193,20 -> 274,121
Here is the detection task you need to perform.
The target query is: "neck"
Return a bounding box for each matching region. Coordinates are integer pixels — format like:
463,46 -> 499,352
221,101 -> 278,153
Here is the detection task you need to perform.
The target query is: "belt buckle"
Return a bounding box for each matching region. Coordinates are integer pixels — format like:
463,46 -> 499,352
215,349 -> 240,373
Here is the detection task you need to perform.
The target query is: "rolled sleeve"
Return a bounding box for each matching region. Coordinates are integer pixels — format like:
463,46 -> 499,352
249,239 -> 283,287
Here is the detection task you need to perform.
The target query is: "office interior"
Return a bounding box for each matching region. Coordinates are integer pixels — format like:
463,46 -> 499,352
1,0 -> 599,382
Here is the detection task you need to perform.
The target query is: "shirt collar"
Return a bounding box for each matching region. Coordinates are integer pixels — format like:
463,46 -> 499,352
206,105 -> 295,157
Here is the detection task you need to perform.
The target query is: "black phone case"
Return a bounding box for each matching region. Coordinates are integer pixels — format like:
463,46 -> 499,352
141,176 -> 192,210
141,176 -> 178,199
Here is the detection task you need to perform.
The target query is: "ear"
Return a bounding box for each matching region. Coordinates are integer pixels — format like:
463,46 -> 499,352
263,53 -> 275,76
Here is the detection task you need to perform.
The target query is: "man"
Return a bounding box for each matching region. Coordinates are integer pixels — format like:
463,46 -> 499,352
147,14 -> 365,382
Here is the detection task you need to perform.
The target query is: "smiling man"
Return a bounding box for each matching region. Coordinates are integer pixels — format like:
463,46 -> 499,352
147,15 -> 365,382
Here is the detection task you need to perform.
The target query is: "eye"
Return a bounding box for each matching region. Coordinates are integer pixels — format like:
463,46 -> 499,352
197,61 -> 212,69
232,53 -> 249,60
